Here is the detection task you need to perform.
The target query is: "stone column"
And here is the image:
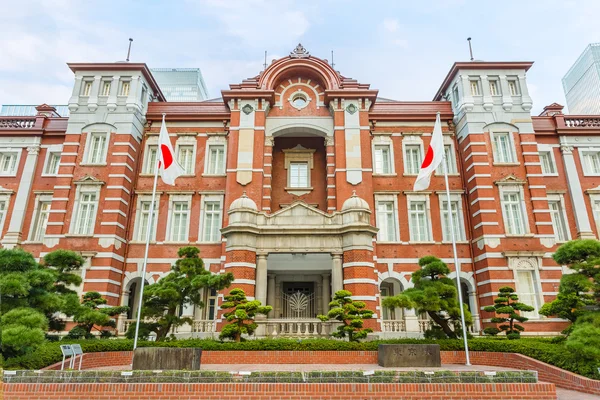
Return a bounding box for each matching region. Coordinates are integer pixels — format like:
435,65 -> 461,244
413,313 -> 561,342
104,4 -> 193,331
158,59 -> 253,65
404,308 -> 420,334
255,254 -> 268,305
254,253 -> 268,336
321,273 -> 331,314
331,253 -> 343,294
2,144 -> 40,249
469,289 -> 481,333
87,75 -> 101,111
560,143 -> 595,238
267,274 -> 276,312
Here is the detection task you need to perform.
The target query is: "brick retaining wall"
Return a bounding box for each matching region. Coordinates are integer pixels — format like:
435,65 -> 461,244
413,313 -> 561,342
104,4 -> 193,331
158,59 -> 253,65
1,382 -> 557,399
40,349 -> 600,395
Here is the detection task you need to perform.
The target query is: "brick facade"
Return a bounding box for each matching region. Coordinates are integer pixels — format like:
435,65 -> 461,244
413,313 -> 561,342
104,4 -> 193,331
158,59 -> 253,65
1,47 -> 598,336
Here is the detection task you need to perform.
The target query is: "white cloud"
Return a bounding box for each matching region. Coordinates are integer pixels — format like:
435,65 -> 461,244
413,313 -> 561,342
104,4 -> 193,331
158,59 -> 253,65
383,18 -> 399,33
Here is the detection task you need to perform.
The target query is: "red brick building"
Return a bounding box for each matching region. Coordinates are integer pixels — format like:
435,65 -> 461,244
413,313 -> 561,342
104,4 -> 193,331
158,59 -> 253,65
1,45 -> 597,337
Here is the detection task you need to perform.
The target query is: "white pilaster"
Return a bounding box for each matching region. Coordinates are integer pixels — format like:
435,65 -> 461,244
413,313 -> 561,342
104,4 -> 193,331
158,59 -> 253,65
267,274 -> 275,310
255,254 -> 268,305
2,144 -> 40,248
331,253 -> 343,294
560,143 -> 595,238
404,308 -> 420,333
321,273 -> 331,313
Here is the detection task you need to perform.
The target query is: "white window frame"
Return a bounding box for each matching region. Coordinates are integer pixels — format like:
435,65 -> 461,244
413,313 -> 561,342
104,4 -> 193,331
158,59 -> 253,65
198,194 -> 224,243
402,136 -> 424,176
0,193 -> 11,237
81,79 -> 93,97
507,79 -> 520,96
590,193 -> 600,234
166,194 -> 192,243
537,146 -> 558,176
489,79 -> 500,96
175,136 -> 197,176
437,193 -> 466,242
547,193 -> 571,243
283,146 -> 315,194
70,184 -> 101,236
499,185 -> 529,236
490,131 -> 517,164
372,135 -> 395,176
374,194 -> 400,243
142,137 -> 158,175
42,146 -> 62,177
133,195 -> 160,242
579,148 -> 600,176
407,194 -> 433,243
83,131 -> 109,165
435,137 -> 457,175
203,135 -> 227,176
508,257 -> 543,320
28,193 -> 52,242
119,79 -> 131,97
100,79 -> 111,97
469,78 -> 481,96
0,150 -> 21,176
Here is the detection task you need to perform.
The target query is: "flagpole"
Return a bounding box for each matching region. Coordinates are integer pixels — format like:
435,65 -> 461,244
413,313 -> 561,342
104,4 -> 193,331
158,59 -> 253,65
440,112 -> 471,366
132,114 -> 163,351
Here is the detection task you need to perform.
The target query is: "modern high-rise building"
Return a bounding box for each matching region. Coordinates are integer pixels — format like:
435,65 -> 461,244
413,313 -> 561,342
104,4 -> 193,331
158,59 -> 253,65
562,43 -> 600,114
150,68 -> 209,101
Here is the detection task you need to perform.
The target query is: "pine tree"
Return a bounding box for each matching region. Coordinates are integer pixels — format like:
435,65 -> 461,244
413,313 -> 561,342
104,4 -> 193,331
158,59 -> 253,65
219,288 -> 272,342
483,286 -> 534,339
67,292 -> 129,339
318,290 -> 374,342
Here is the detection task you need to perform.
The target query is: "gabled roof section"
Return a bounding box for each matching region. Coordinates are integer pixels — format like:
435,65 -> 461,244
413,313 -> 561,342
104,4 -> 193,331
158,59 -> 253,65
433,61 -> 534,101
67,63 -> 166,102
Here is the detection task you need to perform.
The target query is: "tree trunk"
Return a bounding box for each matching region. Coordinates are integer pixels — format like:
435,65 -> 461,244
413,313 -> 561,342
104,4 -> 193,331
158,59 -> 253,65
427,311 -> 457,338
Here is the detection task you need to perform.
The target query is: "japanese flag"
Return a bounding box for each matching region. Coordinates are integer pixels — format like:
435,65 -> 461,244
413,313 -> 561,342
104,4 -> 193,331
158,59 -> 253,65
413,112 -> 444,191
158,115 -> 185,185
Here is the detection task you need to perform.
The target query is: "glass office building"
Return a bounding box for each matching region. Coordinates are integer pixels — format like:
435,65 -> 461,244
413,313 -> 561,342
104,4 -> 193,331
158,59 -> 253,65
562,43 -> 600,114
151,68 -> 209,102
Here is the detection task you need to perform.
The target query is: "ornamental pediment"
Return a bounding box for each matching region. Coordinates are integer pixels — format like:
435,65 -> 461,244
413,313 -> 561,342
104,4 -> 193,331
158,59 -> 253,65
267,201 -> 332,224
494,174 -> 526,186
74,175 -> 105,185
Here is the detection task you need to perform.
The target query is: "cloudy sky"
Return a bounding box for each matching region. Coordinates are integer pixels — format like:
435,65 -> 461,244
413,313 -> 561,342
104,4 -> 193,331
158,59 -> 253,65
1,0 -> 598,114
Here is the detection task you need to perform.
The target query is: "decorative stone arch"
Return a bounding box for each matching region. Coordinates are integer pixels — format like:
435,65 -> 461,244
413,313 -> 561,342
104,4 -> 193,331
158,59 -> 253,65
377,270 -> 412,290
482,121 -> 520,133
259,54 -> 342,91
81,121 -> 117,133
276,79 -> 325,110
447,269 -> 480,332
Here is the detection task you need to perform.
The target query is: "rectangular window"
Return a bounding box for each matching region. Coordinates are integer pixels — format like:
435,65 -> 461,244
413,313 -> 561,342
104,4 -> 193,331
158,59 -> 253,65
144,145 -> 158,174
583,151 -> 600,174
436,144 -> 456,174
452,86 -> 459,104
202,201 -> 222,242
374,145 -> 392,174
44,152 -> 61,175
206,288 -> 218,320
87,132 -> 108,164
489,80 -> 500,96
0,152 -> 18,175
82,81 -> 92,96
508,80 -> 519,96
516,270 -> 539,318
0,199 -> 7,234
101,81 -> 111,96
206,145 -> 225,175
376,201 -> 397,242
74,192 -> 97,235
30,200 -> 51,242
441,200 -> 465,241
409,201 -> 431,242
120,81 -> 130,96
502,192 -> 526,235
539,151 -> 556,175
289,162 -> 309,188
177,145 -> 194,175
593,198 -> 600,232
493,132 -> 515,163
549,200 -> 569,242
140,86 -> 147,103
404,145 -> 422,175
470,80 -> 480,96
136,200 -> 158,241
170,201 -> 189,242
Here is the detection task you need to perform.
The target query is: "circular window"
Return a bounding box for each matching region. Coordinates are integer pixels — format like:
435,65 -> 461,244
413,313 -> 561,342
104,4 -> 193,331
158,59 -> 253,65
292,94 -> 307,108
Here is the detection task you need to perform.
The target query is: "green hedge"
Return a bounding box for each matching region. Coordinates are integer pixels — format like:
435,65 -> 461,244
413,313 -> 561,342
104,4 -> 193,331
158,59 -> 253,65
3,337 -> 599,379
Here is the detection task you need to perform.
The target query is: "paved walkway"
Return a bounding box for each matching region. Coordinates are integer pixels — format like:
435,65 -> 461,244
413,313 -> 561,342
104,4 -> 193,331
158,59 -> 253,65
555,388 -> 600,400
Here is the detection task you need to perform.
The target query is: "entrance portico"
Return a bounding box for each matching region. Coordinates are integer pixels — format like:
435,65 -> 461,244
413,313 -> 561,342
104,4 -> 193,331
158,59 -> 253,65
221,192 -> 378,336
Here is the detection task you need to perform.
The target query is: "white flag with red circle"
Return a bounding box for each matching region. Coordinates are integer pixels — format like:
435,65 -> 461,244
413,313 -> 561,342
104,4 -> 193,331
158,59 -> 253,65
413,112 -> 444,191
158,115 -> 185,185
